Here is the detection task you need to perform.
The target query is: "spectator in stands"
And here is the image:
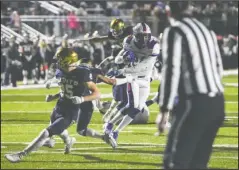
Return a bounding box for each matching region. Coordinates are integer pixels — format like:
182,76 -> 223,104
45,36 -> 58,80
1,37 -> 9,86
4,36 -> 21,87
9,10 -> 21,33
152,1 -> 168,34
67,10 -> 81,38
76,2 -> 88,16
76,2 -> 88,33
111,3 -> 120,16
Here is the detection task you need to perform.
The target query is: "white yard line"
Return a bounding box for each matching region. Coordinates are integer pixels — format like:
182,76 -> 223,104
1,150 -> 237,160
1,141 -> 237,148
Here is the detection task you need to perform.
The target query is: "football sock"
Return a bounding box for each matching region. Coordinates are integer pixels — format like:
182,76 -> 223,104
95,99 -> 103,110
109,111 -> 124,124
23,129 -> 49,155
104,107 -> 119,123
85,128 -> 103,139
59,130 -> 70,144
114,115 -> 133,132
103,100 -> 119,122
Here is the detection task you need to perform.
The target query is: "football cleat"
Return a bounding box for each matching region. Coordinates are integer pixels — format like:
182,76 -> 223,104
108,132 -> 118,149
43,138 -> 55,148
5,151 -> 26,163
103,123 -> 113,135
112,131 -> 119,141
104,133 -> 118,149
64,137 -> 76,154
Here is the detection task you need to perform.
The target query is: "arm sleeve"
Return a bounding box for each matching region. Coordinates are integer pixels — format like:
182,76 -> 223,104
159,27 -> 182,112
210,31 -> 223,78
152,43 -> 160,57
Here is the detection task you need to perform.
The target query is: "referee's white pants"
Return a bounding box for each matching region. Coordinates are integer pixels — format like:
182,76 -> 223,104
126,78 -> 150,111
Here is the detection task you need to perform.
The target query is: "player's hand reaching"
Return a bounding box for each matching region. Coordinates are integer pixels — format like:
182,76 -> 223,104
71,96 -> 85,104
45,95 -> 54,102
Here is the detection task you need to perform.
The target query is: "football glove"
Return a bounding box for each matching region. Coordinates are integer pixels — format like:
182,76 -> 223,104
123,50 -> 137,66
106,69 -> 123,77
71,96 -> 84,104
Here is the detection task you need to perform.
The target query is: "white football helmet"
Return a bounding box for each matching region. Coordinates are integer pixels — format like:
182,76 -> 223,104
133,23 -> 151,48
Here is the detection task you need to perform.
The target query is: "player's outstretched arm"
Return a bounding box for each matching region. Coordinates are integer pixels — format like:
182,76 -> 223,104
97,74 -> 134,86
45,92 -> 60,102
84,81 -> 101,101
71,81 -> 101,104
74,36 -> 109,44
97,75 -> 115,85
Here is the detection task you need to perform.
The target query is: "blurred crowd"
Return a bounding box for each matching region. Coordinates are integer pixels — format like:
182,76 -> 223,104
1,31 -> 238,87
1,32 -> 117,87
2,1 -> 237,37
1,1 -> 238,87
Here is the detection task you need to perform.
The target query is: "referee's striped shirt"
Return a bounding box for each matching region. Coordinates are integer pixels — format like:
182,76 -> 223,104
159,17 -> 224,112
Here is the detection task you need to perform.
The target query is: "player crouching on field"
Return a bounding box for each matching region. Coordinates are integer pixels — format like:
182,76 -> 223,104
4,47 -> 116,163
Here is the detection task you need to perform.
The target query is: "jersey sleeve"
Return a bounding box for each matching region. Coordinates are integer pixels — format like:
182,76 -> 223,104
152,43 -> 160,57
82,68 -> 93,82
122,35 -> 133,50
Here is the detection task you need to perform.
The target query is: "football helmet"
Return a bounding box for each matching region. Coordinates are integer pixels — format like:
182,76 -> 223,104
110,19 -> 125,38
55,47 -> 79,71
133,23 -> 151,48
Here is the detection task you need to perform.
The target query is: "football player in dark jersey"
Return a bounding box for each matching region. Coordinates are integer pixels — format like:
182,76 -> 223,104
4,47 -> 116,163
76,19 -> 134,124
19,33 -> 38,85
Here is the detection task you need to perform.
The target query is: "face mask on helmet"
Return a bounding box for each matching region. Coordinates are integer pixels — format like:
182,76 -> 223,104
134,33 -> 151,48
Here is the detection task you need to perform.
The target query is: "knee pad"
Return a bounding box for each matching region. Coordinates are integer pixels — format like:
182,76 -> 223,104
77,129 -> 87,136
22,70 -> 28,77
128,108 -> 141,119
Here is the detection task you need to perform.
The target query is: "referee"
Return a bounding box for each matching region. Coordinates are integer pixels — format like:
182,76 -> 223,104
157,1 -> 225,169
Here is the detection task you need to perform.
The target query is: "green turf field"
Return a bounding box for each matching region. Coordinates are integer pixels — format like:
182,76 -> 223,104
1,76 -> 238,169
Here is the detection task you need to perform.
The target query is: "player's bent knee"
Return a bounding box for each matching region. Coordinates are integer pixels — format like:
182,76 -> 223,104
42,128 -> 51,137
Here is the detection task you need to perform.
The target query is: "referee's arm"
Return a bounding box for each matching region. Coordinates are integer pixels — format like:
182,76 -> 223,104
159,27 -> 183,113
210,31 -> 224,78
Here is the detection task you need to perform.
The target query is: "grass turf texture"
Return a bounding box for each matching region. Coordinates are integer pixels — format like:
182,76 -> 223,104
1,76 -> 238,169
